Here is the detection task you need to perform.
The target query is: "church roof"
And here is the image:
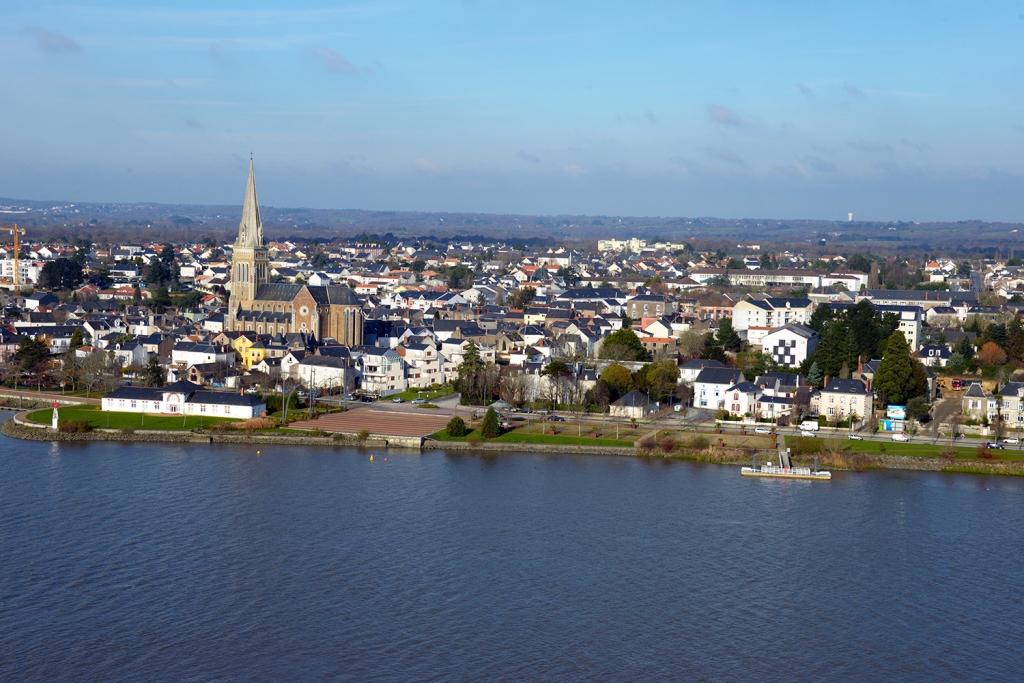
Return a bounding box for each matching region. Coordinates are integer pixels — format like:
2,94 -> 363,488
252,283 -> 361,306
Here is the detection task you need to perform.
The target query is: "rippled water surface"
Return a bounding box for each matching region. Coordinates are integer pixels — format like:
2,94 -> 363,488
2,434 -> 1023,681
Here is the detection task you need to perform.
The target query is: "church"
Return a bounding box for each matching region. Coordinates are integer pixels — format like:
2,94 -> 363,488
228,160 -> 365,346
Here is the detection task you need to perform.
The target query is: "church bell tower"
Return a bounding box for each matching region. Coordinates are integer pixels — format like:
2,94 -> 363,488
229,159 -> 270,328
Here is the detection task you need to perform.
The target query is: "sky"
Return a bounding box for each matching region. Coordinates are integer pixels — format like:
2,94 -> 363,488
3,1 -> 1024,221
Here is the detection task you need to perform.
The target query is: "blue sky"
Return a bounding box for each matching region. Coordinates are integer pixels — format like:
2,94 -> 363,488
3,1 -> 1024,221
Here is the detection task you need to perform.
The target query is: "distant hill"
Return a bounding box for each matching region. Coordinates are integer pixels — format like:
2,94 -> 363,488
0,196 -> 1020,255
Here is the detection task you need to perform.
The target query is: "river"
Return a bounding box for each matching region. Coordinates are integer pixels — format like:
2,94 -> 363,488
1,435 -> 1022,681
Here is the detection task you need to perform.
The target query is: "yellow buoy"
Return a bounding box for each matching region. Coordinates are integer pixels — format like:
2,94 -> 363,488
369,455 -> 374,461
257,450 -> 261,456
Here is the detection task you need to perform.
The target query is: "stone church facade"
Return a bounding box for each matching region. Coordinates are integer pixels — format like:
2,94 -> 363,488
227,160 -> 365,346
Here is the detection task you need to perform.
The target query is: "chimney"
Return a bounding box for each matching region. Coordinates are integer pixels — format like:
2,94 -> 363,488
824,375 -> 829,388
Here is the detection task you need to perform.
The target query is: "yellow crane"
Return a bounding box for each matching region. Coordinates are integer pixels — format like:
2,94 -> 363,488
0,224 -> 26,286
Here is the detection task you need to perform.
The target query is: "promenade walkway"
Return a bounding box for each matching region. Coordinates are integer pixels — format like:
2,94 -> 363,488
289,409 -> 450,437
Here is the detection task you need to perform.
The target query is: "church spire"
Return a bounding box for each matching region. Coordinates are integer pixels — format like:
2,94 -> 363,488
237,158 -> 263,248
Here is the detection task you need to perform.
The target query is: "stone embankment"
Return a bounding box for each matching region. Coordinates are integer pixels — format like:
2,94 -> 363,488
6,414 -> 1024,476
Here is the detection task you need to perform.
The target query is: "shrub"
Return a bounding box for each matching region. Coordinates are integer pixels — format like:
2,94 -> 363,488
977,443 -> 993,459
309,429 -> 328,437
233,417 -> 275,430
446,415 -> 468,437
466,433 -> 483,445
481,407 -> 500,438
687,436 -> 710,450
58,420 -> 91,433
638,437 -> 656,451
659,438 -> 676,453
357,429 -> 369,442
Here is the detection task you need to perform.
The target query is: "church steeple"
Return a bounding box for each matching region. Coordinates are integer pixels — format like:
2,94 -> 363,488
229,158 -> 270,327
237,158 -> 263,248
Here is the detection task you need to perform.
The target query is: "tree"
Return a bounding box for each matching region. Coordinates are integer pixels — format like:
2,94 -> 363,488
978,341 -> 1008,366
699,332 -> 728,363
59,353 -> 83,391
716,317 -> 740,350
807,362 -> 823,389
957,335 -> 975,361
459,340 -> 484,376
542,360 -> 571,378
38,257 -> 85,291
874,331 -> 915,406
905,396 -> 930,422
143,355 -> 165,388
957,260 -> 972,277
481,406 -> 500,438
947,352 -> 967,374
645,360 -> 680,403
599,364 -> 634,400
68,327 -> 84,351
677,330 -> 705,358
14,337 -> 51,375
910,360 -> 929,400
446,415 -> 468,437
600,327 -> 648,361
726,258 -> 746,270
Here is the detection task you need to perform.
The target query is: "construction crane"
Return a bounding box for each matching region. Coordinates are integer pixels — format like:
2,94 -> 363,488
0,224 -> 26,287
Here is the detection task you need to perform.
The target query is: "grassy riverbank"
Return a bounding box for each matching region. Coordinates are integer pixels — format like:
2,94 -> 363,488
26,405 -> 240,431
429,428 -> 636,448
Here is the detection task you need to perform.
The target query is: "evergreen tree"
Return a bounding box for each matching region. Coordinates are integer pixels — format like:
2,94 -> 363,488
807,362 -> 823,389
446,415 -> 468,437
69,327 -> 84,351
716,317 -> 740,350
14,337 -> 51,374
874,331 -> 914,406
957,335 -> 975,360
947,352 -> 967,374
808,304 -> 834,333
459,340 -> 484,376
1006,318 -> 1024,365
481,407 -> 500,438
143,355 -> 165,388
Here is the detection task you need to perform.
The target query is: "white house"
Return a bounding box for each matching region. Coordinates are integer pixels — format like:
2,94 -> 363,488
761,324 -> 819,368
102,380 -> 266,418
354,347 -> 407,396
693,367 -> 744,410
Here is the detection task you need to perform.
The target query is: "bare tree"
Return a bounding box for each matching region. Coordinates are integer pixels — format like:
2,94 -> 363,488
498,367 -> 528,406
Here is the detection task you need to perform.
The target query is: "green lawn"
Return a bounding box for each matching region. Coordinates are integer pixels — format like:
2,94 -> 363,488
389,387 -> 452,402
26,405 -> 239,431
789,435 -> 1024,461
429,428 -> 636,447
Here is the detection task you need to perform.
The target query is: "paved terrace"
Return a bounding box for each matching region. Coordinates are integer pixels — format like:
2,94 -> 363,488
289,409 -> 451,437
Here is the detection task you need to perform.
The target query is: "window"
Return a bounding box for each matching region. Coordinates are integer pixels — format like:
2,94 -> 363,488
200,405 -> 206,413
129,400 -> 136,409
828,407 -> 835,416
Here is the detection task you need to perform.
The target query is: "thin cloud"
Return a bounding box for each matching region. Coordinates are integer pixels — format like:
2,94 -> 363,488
791,161 -> 809,177
901,138 -> 931,152
844,85 -> 865,97
804,155 -> 837,173
644,110 -> 659,125
704,147 -> 744,164
708,105 -> 740,125
517,149 -> 539,163
847,138 -> 893,153
562,165 -> 585,176
307,47 -> 358,74
413,158 -> 440,173
25,27 -> 80,53
186,119 -> 202,129
797,83 -> 812,95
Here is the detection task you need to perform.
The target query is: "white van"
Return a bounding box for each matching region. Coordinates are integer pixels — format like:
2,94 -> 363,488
892,433 -> 910,442
800,420 -> 820,432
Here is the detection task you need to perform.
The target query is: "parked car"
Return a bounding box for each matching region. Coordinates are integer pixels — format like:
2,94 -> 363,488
548,415 -> 565,422
848,434 -> 864,440
754,426 -> 772,435
391,397 -> 404,403
800,430 -> 816,438
1003,437 -> 1020,445
987,442 -> 1005,450
892,433 -> 910,442
536,409 -> 550,415
360,395 -> 375,403
411,398 -> 426,404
